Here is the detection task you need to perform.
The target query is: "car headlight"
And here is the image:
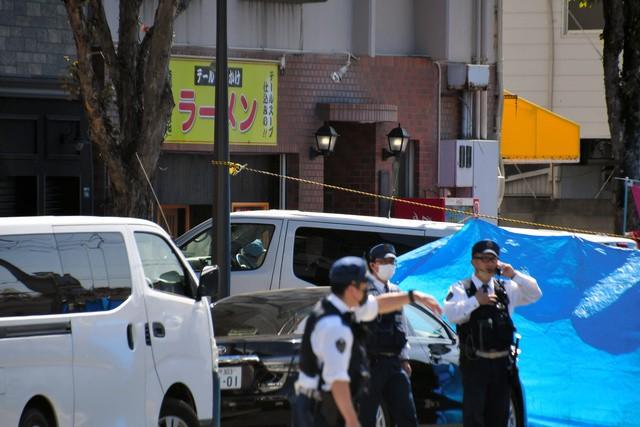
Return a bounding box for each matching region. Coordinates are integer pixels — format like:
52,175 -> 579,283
211,337 -> 219,373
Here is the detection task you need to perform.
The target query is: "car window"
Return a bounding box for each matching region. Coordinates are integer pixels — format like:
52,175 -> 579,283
180,223 -> 275,272
213,293 -> 318,336
404,304 -> 447,339
231,224 -> 275,271
135,232 -> 193,298
293,227 -> 430,286
0,232 -> 132,317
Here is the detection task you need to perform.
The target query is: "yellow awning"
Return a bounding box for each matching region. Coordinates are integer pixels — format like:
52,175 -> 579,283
502,91 -> 580,163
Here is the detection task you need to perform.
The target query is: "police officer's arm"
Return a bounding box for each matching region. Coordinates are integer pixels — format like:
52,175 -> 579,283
500,264 -> 542,307
443,282 -> 479,324
378,291 -> 442,315
331,381 -> 361,427
355,291 -> 442,322
314,320 -> 360,427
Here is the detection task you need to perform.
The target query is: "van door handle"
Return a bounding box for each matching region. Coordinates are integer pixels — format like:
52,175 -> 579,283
126,323 -> 134,350
152,322 -> 165,338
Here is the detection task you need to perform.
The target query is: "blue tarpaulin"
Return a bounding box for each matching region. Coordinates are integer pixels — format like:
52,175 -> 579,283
394,219 -> 640,427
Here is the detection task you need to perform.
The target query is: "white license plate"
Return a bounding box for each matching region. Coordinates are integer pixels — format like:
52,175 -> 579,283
220,366 -> 242,390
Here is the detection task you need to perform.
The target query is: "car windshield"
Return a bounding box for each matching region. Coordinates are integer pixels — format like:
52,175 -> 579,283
212,292 -> 323,337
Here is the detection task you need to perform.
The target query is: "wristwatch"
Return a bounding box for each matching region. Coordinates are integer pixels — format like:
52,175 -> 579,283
408,290 -> 415,303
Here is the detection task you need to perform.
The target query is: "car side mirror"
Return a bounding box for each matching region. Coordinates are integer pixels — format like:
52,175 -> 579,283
196,264 -> 219,301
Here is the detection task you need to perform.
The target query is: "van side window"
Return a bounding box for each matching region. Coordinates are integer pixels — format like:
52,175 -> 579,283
180,223 -> 275,272
135,232 -> 194,298
0,233 -> 132,317
231,224 -> 274,271
292,227 -> 431,286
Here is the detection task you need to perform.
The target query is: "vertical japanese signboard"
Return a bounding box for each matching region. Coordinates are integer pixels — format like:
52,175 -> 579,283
166,56 -> 277,145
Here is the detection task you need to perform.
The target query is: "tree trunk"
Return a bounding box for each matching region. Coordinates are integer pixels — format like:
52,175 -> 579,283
602,0 -> 640,232
621,0 -> 640,230
62,0 -> 188,219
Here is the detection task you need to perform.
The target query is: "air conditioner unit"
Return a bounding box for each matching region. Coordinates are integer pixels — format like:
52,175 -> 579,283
438,139 -> 500,223
438,140 -> 474,187
447,63 -> 490,90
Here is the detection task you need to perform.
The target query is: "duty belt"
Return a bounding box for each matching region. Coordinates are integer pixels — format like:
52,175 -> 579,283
476,350 -> 510,359
294,383 -> 322,401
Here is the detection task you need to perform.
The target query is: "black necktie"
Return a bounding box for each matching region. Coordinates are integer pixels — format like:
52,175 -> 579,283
481,283 -> 489,294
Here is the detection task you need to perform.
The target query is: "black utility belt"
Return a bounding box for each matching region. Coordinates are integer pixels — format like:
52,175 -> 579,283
369,352 -> 400,362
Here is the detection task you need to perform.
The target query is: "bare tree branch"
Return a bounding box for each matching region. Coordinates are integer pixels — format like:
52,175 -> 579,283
63,0 -> 192,217
138,0 -> 178,172
117,0 -> 144,155
63,0 -> 130,208
88,0 -> 119,84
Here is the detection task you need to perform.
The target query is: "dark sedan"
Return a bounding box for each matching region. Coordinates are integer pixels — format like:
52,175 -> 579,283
212,287 -> 526,427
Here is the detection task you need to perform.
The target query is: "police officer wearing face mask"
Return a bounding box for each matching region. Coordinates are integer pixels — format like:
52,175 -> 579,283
443,240 -> 542,427
293,256 -> 442,427
358,243 -> 420,427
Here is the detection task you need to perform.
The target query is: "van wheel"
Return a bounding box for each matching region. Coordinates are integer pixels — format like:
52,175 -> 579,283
19,407 -> 51,427
158,398 -> 199,427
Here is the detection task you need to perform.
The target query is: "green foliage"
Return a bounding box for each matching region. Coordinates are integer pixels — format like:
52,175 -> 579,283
61,56 -> 81,99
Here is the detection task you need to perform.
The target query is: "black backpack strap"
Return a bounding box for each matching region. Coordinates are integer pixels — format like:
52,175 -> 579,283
462,278 -> 476,297
494,280 -> 511,309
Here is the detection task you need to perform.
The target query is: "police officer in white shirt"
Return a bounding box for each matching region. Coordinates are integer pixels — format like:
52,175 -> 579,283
443,240 -> 542,427
293,256 -> 442,427
358,243 -> 418,427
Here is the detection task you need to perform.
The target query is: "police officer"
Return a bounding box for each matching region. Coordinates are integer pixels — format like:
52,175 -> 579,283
443,240 -> 542,427
293,256 -> 442,427
358,243 -> 419,427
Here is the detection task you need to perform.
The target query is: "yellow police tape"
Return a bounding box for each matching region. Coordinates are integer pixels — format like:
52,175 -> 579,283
211,160 -> 625,238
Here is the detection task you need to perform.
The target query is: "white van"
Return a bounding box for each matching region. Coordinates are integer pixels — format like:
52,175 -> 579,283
176,210 -> 637,298
176,210 -> 462,296
0,216 -> 219,427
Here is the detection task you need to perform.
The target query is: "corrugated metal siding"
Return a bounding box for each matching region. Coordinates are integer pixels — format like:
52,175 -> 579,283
504,169 -> 552,197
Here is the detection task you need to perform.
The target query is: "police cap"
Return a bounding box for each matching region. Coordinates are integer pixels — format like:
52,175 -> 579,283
329,256 -> 371,291
368,243 -> 397,261
472,239 -> 500,258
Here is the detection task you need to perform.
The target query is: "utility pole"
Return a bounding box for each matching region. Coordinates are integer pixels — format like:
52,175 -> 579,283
212,0 -> 230,299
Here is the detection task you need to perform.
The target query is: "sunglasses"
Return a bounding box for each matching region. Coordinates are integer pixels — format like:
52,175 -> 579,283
473,255 -> 498,262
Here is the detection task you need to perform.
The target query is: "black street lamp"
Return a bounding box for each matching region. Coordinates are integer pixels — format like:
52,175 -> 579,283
310,123 -> 339,159
383,123 -> 410,160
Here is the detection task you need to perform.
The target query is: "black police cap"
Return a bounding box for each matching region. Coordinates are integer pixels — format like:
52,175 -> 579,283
472,239 -> 500,257
368,243 -> 397,261
329,256 -> 372,287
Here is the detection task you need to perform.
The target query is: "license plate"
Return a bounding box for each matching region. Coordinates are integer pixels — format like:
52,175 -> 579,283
220,366 -> 242,390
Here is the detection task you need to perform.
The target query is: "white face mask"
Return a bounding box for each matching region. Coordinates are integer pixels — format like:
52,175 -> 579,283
376,264 -> 396,282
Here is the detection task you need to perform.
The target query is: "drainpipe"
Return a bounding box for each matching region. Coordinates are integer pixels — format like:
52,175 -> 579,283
496,0 -> 506,209
435,61 -> 443,194
473,0 -> 484,140
480,0 -> 488,139
547,0 -> 555,110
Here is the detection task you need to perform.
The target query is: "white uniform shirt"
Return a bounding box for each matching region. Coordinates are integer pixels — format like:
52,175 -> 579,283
366,276 -> 411,360
443,271 -> 542,325
296,293 -> 379,391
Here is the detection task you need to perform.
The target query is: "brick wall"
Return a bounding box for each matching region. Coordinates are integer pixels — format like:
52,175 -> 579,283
0,0 -> 75,77
167,49 -> 477,215
275,54 -> 455,214
324,123 -> 376,215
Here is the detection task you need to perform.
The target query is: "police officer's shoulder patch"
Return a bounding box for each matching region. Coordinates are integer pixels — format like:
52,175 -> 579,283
446,291 -> 454,301
335,338 -> 346,353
